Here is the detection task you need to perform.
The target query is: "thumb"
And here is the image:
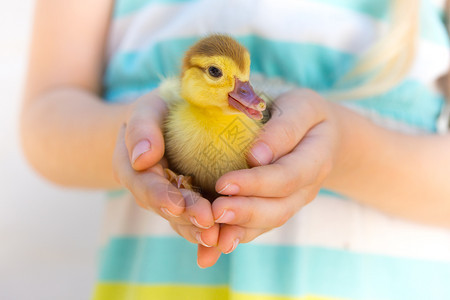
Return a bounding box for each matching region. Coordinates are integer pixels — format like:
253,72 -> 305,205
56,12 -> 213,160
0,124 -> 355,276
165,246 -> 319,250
125,90 -> 168,171
247,89 -> 324,167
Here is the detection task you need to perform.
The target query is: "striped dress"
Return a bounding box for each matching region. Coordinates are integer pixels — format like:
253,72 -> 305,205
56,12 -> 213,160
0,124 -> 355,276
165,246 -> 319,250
94,0 -> 450,299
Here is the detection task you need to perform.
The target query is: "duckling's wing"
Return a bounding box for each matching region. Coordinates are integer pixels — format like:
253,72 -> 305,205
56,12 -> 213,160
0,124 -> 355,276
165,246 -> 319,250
159,77 -> 184,107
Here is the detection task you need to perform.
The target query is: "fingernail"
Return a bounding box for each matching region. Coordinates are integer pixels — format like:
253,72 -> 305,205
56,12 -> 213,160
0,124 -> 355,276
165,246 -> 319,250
190,216 -> 212,229
250,142 -> 273,165
197,258 -> 206,269
224,238 -> 240,254
215,210 -> 235,223
161,207 -> 179,218
217,183 -> 240,195
196,232 -> 211,248
132,139 -> 151,164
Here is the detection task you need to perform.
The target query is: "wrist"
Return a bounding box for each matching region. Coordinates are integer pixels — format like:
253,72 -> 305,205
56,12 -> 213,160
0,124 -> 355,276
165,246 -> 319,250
322,103 -> 381,192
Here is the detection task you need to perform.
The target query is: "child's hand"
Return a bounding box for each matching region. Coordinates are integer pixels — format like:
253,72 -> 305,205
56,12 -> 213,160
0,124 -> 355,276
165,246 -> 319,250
212,89 -> 341,254
112,90 -> 222,268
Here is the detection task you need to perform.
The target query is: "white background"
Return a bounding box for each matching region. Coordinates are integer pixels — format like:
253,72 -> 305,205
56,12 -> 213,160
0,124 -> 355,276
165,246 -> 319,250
0,1 -> 106,299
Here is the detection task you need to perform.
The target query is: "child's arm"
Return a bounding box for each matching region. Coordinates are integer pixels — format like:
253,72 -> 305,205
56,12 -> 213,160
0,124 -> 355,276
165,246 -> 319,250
21,0 -> 220,267
21,0 -> 126,188
324,104 -> 450,226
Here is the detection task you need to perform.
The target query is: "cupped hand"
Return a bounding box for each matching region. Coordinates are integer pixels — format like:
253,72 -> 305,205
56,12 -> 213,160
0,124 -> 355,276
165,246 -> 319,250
212,89 -> 342,254
112,90 -> 222,268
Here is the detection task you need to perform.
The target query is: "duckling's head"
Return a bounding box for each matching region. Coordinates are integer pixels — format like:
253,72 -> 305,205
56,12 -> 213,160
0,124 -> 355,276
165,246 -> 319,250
180,35 -> 266,120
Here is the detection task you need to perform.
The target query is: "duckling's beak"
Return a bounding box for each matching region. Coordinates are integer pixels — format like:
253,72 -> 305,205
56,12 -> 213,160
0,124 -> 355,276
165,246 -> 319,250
228,78 -> 266,120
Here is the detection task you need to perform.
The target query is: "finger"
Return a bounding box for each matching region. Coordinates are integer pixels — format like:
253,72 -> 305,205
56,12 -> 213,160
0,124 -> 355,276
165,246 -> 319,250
197,245 -> 222,268
180,189 -> 215,229
171,223 -> 220,247
216,161 -> 301,198
116,132 -> 215,227
133,172 -> 190,220
112,124 -> 130,184
125,90 -> 168,170
114,123 -> 167,177
217,121 -> 334,197
247,89 -> 325,167
201,223 -> 220,247
169,223 -> 197,244
153,188 -> 215,228
114,127 -> 188,217
217,225 -> 269,254
212,189 -> 316,229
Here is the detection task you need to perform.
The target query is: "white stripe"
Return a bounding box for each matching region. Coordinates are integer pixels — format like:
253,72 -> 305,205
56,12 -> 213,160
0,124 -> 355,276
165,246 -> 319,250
408,39 -> 450,92
102,191 -> 450,262
258,194 -> 450,262
99,194 -> 177,246
430,0 -> 446,10
107,0 -> 380,58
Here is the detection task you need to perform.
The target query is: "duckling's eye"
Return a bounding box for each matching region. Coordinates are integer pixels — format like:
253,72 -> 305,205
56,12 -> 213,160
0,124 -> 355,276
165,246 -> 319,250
208,66 -> 223,78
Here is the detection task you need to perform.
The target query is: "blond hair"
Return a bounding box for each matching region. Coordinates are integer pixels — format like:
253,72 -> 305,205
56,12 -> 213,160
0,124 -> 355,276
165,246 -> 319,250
329,0 -> 420,100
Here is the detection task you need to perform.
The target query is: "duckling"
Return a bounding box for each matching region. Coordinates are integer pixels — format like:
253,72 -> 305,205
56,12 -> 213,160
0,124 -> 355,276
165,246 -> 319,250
159,34 -> 267,200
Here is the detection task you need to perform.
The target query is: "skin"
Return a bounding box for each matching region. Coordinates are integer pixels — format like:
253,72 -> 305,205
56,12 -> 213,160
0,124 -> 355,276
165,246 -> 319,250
22,0 -> 450,268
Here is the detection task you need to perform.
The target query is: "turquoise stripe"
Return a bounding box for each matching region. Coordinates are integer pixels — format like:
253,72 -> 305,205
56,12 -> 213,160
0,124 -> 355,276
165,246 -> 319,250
99,236 -> 450,300
113,0 -> 193,17
318,189 -> 346,199
104,35 -> 355,99
104,37 -> 195,96
340,80 -> 444,132
106,189 -> 128,199
234,244 -> 450,299
104,83 -> 158,103
99,236 -> 230,285
104,35 -> 444,132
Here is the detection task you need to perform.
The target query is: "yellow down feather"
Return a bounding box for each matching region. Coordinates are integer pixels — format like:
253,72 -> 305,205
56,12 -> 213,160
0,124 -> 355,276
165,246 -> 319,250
159,36 -> 263,198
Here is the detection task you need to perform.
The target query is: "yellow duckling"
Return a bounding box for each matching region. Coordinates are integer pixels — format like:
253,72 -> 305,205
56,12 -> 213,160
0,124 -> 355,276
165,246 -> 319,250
160,34 -> 266,200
